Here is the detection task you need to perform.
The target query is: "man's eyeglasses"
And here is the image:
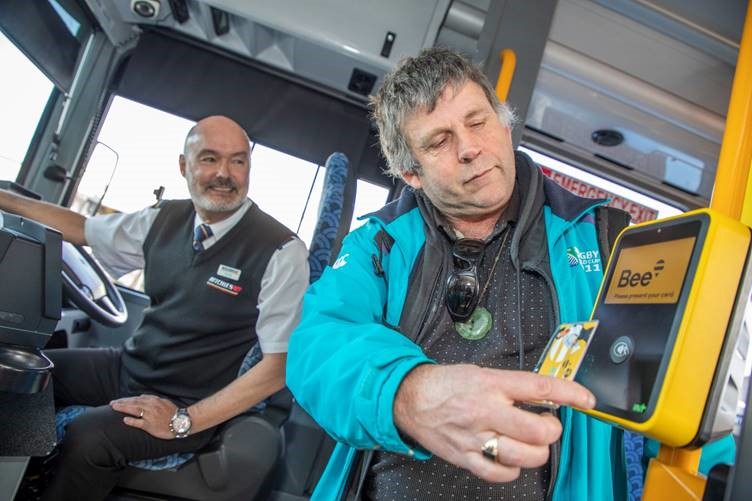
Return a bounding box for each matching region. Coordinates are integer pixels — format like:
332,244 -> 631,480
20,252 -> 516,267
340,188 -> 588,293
445,238 -> 485,322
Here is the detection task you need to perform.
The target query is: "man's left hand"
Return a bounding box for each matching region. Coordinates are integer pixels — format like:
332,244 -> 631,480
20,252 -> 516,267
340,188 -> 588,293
110,395 -> 179,439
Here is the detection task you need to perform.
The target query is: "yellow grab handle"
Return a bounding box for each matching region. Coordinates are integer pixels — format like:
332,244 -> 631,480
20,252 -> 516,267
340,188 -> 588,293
495,49 -> 517,103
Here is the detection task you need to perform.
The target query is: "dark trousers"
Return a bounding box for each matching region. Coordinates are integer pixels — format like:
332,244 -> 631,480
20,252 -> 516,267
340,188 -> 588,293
42,348 -> 216,501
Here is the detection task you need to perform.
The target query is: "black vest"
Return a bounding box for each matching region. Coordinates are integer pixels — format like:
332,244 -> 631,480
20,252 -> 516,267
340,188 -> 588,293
121,200 -> 294,404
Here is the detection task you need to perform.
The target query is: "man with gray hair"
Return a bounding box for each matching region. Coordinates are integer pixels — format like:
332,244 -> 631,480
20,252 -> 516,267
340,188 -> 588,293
0,116 -> 309,500
287,47 -> 640,499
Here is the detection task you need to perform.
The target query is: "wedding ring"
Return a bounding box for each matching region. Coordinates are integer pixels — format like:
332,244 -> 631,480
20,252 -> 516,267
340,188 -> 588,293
481,435 -> 499,461
138,408 -> 144,419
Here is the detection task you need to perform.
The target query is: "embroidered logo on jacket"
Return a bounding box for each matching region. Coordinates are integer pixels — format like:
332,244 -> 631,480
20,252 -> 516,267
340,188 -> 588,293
566,247 -> 602,273
332,253 -> 349,270
207,276 -> 243,296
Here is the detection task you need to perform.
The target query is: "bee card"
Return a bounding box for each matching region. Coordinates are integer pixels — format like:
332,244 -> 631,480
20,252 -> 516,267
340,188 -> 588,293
530,320 -> 599,409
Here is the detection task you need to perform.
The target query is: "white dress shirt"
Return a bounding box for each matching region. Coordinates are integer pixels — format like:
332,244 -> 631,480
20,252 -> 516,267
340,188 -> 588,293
84,199 -> 309,353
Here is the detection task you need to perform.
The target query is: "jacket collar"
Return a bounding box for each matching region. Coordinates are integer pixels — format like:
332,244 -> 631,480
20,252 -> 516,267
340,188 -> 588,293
365,151 -> 606,267
514,152 -> 606,268
364,185 -> 418,226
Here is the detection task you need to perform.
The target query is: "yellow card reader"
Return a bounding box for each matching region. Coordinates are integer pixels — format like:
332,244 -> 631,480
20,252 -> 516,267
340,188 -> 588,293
575,208 -> 751,447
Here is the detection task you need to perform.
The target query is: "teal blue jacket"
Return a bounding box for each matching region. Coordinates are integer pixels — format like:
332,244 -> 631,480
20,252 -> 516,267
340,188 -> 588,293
287,154 -> 734,500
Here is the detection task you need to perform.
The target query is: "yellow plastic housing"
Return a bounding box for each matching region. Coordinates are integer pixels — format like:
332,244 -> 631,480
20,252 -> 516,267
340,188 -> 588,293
582,208 -> 750,447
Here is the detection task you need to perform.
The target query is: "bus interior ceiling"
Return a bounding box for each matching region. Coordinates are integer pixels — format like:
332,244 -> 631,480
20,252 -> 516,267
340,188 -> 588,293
0,0 -> 745,213
64,0 -> 746,213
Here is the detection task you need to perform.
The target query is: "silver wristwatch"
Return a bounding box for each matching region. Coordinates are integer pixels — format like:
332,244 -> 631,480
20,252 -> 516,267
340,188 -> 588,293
169,407 -> 192,438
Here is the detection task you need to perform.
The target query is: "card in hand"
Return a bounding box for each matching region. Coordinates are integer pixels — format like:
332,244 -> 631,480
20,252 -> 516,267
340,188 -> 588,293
530,320 -> 600,409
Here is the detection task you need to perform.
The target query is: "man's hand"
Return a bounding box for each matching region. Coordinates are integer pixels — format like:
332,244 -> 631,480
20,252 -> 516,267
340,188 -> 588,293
110,395 -> 180,439
393,364 -> 595,483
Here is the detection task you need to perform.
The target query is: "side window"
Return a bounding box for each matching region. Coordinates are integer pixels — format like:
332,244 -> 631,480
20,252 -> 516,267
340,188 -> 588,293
519,146 -> 682,223
252,149 -> 390,244
246,145 -> 326,245
351,180 -> 390,230
73,97 -> 193,215
0,32 -> 54,180
74,96 -> 389,289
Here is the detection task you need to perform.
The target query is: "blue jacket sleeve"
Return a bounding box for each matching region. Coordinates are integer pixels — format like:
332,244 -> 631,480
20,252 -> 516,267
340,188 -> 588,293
287,223 -> 434,457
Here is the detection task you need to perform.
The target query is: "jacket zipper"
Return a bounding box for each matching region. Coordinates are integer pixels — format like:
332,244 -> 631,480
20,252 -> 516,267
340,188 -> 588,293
528,262 -> 561,501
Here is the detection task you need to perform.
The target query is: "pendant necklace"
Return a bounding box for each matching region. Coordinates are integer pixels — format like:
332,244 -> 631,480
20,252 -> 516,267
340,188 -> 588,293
455,228 -> 510,341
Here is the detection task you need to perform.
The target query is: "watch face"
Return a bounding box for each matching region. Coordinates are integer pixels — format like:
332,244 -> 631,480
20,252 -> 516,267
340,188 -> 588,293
173,413 -> 191,433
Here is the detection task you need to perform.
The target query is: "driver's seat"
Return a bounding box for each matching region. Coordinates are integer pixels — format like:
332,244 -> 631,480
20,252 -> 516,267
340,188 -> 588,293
54,341 -> 282,499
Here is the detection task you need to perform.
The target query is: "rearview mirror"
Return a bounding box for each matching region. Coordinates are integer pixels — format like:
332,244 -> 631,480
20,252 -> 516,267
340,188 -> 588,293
71,142 -> 119,216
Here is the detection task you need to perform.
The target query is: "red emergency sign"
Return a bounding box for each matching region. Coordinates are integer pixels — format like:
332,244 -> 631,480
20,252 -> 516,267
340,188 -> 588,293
540,166 -> 658,223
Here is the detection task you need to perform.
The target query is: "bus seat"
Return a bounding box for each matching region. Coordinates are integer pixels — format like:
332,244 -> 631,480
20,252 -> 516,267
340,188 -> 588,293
268,152 -> 348,500
308,151 -> 348,282
624,431 -> 644,501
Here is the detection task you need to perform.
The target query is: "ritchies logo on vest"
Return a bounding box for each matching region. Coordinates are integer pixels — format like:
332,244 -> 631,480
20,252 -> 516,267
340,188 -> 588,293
207,275 -> 243,296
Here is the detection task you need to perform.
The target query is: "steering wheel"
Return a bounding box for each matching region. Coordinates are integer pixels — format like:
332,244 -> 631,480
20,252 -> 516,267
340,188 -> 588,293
61,241 -> 128,327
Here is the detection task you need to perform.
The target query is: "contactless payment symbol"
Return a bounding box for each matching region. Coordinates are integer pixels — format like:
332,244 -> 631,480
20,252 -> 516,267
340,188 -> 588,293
609,336 -> 634,364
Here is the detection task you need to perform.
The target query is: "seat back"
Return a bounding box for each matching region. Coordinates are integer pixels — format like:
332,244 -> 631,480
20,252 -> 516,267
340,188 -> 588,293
257,152 -> 351,438
269,152 -> 350,499
308,152 -> 349,282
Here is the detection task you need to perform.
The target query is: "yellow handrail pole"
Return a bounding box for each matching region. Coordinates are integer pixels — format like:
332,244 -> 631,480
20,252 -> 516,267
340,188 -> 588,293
495,49 -> 517,103
643,445 -> 705,501
655,446 -> 701,474
710,2 -> 752,218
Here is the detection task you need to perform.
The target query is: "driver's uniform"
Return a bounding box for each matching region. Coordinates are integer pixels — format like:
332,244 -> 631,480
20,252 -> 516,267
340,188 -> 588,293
42,197 -> 308,501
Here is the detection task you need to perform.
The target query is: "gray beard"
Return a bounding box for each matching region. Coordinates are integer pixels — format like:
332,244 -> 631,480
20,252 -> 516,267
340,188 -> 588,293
191,192 -> 244,213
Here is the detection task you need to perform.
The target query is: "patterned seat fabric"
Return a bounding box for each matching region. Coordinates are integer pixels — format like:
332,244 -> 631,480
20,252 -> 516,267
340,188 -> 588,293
308,152 -> 348,283
55,152 -> 350,472
624,431 -> 645,501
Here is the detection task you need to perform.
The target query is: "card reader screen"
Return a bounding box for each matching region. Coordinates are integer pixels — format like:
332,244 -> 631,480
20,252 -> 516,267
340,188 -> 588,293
605,237 -> 696,304
577,216 -> 705,422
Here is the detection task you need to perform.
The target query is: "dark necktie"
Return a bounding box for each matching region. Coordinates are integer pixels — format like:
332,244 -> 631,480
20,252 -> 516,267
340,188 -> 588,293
193,223 -> 213,252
